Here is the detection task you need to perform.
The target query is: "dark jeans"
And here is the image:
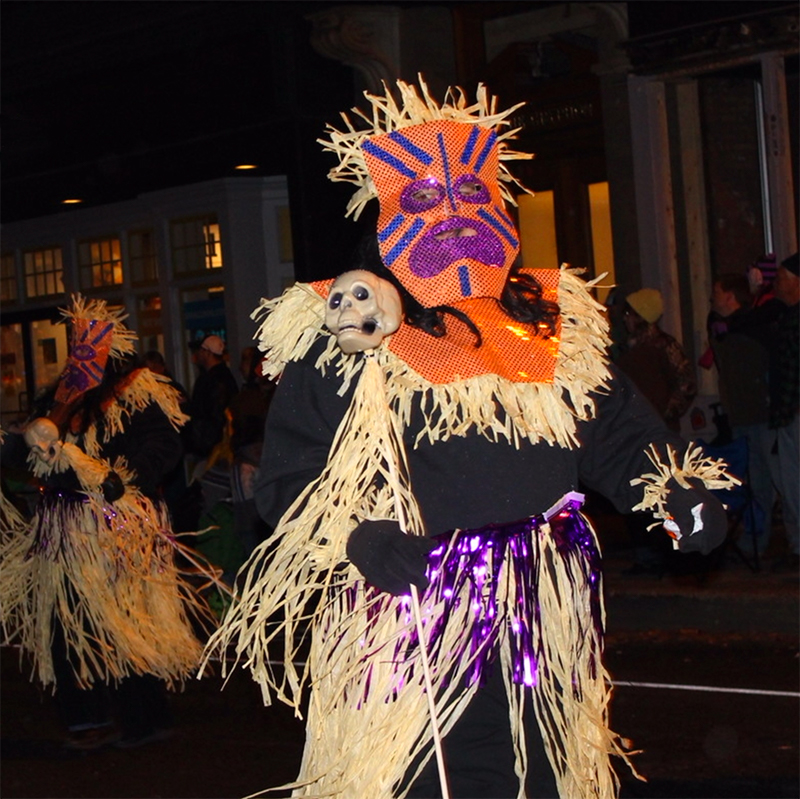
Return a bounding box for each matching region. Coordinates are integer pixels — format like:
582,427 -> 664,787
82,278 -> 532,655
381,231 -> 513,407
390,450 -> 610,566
51,621 -> 172,736
52,621 -> 112,731
406,667 -> 559,799
115,673 -> 173,738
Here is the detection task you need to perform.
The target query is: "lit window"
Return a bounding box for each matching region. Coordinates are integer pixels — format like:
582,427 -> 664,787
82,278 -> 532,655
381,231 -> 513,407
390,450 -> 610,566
170,216 -> 224,274
79,236 -> 123,288
137,293 -> 164,354
588,182 -> 615,305
23,246 -> 65,299
517,191 -> 558,270
1,253 -> 17,303
129,229 -> 159,284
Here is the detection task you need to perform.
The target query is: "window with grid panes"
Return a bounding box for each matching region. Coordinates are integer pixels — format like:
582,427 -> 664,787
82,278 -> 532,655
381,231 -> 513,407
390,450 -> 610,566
170,216 -> 223,274
79,237 -> 123,288
129,229 -> 159,284
1,253 -> 17,303
23,247 -> 65,299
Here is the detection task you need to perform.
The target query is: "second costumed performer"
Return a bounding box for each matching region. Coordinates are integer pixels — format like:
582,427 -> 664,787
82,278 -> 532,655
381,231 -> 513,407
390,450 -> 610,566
202,79 -> 737,799
1,296 -> 217,694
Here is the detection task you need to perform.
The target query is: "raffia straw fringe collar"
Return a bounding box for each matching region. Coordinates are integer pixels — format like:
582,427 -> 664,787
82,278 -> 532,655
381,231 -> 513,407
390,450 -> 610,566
28,368 -> 188,481
253,266 -> 612,451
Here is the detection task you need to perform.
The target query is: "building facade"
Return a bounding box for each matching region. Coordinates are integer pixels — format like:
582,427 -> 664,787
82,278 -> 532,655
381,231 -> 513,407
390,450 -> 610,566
1,176 -> 293,426
306,2 -> 797,438
1,2 -> 797,441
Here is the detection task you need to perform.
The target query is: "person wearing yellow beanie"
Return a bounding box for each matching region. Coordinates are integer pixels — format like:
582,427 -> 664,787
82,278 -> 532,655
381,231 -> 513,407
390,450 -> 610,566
625,287 -> 664,324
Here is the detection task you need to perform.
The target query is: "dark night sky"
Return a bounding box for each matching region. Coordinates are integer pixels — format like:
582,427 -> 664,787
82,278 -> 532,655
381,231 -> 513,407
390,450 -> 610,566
1,1 -> 791,224
2,1 -> 353,223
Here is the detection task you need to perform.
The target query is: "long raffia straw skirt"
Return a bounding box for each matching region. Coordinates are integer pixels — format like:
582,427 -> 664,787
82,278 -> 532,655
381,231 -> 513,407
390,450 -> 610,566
220,495 -> 637,799
0,486 -> 210,689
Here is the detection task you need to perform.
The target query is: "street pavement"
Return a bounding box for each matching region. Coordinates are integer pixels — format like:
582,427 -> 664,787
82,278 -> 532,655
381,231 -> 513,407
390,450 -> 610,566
2,509 -> 798,799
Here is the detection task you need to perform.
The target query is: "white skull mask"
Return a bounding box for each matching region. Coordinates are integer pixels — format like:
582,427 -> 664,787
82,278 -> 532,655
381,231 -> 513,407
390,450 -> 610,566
24,417 -> 63,465
325,270 -> 403,354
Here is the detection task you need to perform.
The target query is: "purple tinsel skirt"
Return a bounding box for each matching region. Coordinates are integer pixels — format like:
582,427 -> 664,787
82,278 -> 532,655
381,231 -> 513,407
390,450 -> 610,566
407,492 -> 603,689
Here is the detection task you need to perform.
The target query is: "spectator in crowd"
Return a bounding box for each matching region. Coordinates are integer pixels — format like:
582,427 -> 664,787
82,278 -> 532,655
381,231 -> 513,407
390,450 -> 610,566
708,273 -> 776,553
143,350 -> 187,397
700,254 -> 782,375
143,349 -> 170,378
228,347 -> 274,558
747,253 -> 778,308
187,334 -> 239,461
769,253 -> 800,571
617,288 -> 697,433
142,350 -> 195,531
185,337 -> 241,593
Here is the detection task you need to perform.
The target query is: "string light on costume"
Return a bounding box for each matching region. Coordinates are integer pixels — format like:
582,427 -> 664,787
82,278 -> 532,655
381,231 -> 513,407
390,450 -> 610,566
521,654 -> 536,687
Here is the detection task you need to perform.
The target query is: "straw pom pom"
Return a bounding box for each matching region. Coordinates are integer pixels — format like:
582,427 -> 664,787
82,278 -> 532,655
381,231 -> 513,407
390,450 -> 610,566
251,283 -> 328,380
630,442 -> 741,528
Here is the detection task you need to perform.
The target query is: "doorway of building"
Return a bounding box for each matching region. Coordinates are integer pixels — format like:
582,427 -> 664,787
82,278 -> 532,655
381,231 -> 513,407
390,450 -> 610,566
1,308 -> 67,428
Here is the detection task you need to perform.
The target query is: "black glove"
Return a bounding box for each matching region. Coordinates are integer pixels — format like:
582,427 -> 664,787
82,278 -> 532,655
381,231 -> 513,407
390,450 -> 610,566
101,471 -> 125,503
663,477 -> 728,555
346,519 -> 437,596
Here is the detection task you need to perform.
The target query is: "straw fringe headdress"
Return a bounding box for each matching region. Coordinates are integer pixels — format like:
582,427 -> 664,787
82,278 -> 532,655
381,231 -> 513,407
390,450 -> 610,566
53,294 -> 138,405
60,293 -> 138,360
319,76 -> 533,220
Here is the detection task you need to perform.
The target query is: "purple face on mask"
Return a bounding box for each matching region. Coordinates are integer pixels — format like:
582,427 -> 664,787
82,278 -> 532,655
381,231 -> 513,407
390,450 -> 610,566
362,120 -> 520,308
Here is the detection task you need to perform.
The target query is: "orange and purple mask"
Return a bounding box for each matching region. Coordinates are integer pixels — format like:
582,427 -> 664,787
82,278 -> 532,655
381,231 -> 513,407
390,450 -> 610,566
362,119 -> 520,308
55,317 -> 114,404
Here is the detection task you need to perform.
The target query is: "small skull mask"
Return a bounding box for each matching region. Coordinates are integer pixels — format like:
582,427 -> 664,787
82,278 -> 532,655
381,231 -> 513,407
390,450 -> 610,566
24,417 -> 62,465
325,270 -> 403,354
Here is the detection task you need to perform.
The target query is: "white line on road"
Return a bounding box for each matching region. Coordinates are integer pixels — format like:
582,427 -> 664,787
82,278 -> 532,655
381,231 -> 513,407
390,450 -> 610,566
613,680 -> 800,698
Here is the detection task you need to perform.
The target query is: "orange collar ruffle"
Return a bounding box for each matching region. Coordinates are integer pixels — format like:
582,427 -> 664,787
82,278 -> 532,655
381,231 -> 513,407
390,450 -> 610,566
310,269 -> 561,385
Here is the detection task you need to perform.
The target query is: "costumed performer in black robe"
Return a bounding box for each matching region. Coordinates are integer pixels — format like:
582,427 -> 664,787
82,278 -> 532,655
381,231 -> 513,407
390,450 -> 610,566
201,78 -> 736,799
